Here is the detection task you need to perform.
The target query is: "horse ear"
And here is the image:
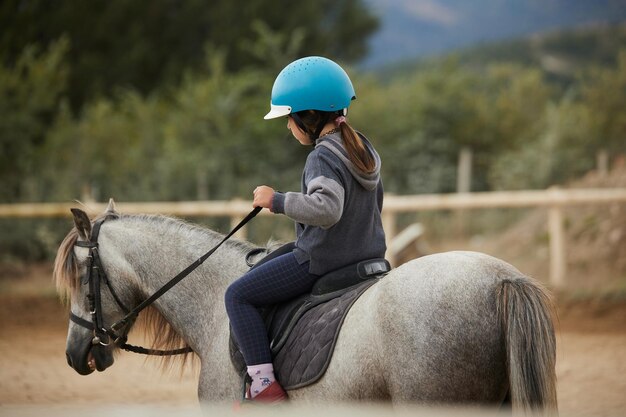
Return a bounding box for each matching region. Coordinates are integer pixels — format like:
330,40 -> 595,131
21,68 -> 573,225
71,208 -> 91,240
105,198 -> 118,215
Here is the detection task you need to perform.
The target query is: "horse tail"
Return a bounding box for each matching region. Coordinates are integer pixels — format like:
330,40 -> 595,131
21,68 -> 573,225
496,278 -> 558,416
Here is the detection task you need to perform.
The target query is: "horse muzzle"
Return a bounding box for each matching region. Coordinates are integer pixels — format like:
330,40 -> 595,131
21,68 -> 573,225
66,342 -> 114,375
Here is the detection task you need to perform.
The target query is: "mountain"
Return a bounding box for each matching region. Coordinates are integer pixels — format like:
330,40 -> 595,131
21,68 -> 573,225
376,22 -> 626,85
362,0 -> 626,67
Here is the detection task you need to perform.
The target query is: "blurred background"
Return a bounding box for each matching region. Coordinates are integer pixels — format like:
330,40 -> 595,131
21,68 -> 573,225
0,1 -> 625,415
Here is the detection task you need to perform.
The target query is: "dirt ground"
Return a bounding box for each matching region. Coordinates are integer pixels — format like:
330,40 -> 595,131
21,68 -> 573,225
1,264 -> 625,416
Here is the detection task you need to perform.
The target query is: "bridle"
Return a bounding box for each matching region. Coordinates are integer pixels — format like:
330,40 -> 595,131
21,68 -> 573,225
70,207 -> 261,356
71,214 -> 127,346
70,214 -> 191,355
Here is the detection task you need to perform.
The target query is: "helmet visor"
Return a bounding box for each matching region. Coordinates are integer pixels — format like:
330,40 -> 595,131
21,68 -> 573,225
264,104 -> 292,120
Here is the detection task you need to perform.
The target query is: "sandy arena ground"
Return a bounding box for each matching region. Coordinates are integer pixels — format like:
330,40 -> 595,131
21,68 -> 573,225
0,265 -> 625,416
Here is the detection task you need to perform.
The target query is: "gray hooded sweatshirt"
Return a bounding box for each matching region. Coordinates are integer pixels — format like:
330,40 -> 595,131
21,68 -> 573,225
271,132 -> 386,275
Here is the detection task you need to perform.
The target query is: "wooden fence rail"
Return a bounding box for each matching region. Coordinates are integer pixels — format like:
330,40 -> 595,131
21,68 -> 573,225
381,188 -> 626,288
1,187 -> 625,287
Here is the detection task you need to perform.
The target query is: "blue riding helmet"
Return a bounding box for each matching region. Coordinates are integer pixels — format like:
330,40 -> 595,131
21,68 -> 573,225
264,56 -> 356,120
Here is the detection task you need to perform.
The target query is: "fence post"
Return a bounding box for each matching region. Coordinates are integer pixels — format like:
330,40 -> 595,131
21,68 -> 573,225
230,215 -> 247,240
383,209 -> 397,267
230,199 -> 248,240
548,200 -> 566,288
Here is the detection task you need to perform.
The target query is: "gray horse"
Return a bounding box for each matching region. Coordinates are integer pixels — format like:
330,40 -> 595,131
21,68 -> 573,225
54,201 -> 557,414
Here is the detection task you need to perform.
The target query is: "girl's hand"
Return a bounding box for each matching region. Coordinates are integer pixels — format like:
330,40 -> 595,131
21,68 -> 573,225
253,185 -> 275,209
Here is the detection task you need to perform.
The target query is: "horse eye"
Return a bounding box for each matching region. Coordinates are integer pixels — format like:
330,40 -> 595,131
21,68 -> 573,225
80,272 -> 89,285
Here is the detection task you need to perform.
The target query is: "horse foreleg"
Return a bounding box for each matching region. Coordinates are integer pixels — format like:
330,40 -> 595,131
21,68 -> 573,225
196,356 -> 241,403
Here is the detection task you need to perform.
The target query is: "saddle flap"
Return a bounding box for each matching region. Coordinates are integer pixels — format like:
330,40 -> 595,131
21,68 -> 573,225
230,251 -> 391,390
272,279 -> 378,389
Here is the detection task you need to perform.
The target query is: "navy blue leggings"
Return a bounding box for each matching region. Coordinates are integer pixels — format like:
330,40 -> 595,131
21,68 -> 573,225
224,252 -> 319,365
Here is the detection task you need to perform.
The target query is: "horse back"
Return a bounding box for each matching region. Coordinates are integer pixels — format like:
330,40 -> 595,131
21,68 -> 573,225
320,251 -> 521,402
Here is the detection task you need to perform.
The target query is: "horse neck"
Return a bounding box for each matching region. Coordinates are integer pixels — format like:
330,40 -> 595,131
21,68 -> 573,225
101,216 -> 252,352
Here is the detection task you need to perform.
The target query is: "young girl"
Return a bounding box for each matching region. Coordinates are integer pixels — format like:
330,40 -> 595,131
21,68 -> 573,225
224,56 -> 386,403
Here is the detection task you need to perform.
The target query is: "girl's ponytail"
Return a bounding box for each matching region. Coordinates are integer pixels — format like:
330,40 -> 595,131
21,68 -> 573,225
295,110 -> 376,174
337,118 -> 376,174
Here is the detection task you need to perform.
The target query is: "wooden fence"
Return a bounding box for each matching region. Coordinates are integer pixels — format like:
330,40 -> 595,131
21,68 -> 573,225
1,187 -> 625,287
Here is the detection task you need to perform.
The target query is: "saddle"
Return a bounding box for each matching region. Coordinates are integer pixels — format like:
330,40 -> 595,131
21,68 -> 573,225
229,243 -> 390,390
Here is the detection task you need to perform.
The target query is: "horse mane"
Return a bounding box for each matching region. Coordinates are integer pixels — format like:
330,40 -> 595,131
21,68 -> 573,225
53,226 -> 80,303
54,211 -> 120,302
53,212 -> 253,369
133,305 -> 198,369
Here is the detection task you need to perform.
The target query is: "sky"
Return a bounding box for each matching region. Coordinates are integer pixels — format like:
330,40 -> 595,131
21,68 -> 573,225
363,0 -> 626,66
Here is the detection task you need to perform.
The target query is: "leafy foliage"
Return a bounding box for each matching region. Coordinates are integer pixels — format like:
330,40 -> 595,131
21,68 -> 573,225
0,38 -> 68,202
579,51 -> 626,154
0,0 -> 378,111
1,22 -> 625,261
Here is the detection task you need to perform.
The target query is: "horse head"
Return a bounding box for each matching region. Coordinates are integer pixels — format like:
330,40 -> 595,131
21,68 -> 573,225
54,199 -> 139,375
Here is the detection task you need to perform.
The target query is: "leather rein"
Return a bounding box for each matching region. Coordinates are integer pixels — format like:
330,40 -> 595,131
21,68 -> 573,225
69,206 -> 262,356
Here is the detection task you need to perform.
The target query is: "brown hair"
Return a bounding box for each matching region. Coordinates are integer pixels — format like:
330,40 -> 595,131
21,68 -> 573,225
294,110 -> 376,174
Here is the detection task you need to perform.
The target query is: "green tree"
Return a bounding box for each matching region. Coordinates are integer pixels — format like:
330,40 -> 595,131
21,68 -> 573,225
40,51 -> 304,204
0,0 -> 378,111
579,50 -> 626,161
353,61 -> 495,193
489,98 -> 593,190
484,65 -> 554,189
0,38 -> 68,202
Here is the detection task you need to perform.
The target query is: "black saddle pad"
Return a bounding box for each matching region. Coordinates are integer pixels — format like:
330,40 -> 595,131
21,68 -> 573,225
229,279 -> 378,390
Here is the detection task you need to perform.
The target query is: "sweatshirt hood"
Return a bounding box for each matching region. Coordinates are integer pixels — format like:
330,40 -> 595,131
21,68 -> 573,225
315,132 -> 381,191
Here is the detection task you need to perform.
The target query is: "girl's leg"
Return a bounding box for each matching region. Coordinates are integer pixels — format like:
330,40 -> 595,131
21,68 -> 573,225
224,252 -> 318,397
